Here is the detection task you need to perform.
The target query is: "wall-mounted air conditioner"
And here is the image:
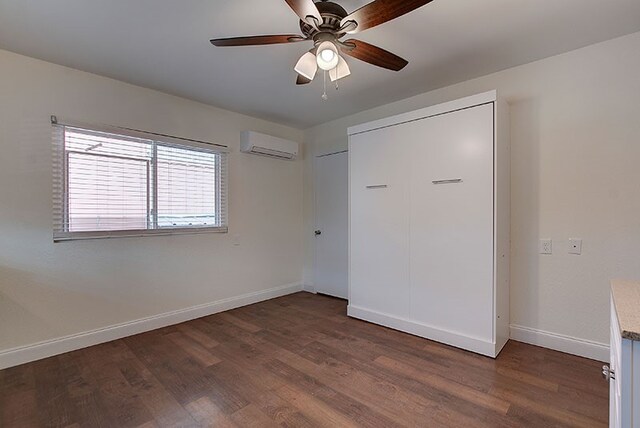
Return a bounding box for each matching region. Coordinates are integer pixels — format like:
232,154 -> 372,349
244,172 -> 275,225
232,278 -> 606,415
240,131 -> 299,160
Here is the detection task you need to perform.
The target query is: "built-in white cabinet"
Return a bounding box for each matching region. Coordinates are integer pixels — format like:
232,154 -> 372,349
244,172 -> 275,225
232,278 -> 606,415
608,281 -> 640,428
348,91 -> 510,358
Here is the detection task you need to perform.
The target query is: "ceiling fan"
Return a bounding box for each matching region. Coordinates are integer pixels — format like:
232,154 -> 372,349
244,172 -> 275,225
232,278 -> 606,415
210,0 -> 434,97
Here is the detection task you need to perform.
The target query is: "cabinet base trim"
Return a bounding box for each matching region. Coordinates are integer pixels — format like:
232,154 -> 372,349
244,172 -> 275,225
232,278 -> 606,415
347,305 -> 499,358
510,324 -> 609,362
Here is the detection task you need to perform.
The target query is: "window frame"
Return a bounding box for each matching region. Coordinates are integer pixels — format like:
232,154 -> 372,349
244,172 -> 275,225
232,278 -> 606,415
53,120 -> 228,242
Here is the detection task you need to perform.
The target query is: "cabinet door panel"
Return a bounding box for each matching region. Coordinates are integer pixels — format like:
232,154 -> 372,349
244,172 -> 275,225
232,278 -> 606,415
350,127 -> 411,316
408,103 -> 495,342
633,341 -> 640,428
610,298 -> 624,428
610,323 -> 621,428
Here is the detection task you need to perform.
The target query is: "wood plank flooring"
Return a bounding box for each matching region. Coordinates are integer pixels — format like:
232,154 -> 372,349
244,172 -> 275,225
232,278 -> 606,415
0,292 -> 609,427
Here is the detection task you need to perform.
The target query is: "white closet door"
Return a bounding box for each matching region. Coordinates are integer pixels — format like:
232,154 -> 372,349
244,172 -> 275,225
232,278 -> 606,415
350,127 -> 411,317
314,151 -> 348,299
408,103 -> 494,342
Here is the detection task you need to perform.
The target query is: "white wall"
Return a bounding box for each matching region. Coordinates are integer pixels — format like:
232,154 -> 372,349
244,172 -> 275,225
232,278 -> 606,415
304,32 -> 640,355
0,50 -> 304,360
3,29 -> 640,365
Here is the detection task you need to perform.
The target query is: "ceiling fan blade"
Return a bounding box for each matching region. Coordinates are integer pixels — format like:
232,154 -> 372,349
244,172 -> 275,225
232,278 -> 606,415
341,0 -> 434,34
284,0 -> 323,25
341,39 -> 408,71
210,35 -> 305,47
296,74 -> 312,85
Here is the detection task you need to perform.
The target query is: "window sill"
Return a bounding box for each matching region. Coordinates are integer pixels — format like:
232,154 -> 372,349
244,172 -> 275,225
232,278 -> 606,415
53,226 -> 228,242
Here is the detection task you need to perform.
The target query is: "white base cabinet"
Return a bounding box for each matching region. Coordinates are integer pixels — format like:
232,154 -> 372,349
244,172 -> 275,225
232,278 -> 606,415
348,91 -> 510,358
609,294 -> 640,427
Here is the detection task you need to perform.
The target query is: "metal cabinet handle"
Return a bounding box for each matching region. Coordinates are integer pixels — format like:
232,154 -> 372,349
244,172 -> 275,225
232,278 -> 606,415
366,185 -> 388,189
314,230 -> 322,236
602,365 -> 615,381
432,178 -> 463,185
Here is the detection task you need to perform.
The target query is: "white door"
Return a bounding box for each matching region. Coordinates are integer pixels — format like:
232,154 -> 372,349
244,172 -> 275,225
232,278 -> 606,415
314,151 -> 348,299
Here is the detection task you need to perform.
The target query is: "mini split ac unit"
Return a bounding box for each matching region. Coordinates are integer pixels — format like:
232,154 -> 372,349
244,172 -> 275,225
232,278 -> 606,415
240,131 -> 299,160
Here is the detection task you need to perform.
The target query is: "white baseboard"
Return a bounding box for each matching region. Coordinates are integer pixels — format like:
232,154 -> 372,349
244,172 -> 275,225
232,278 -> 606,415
348,305 -> 498,358
510,324 -> 609,362
0,282 -> 302,370
302,284 -> 316,293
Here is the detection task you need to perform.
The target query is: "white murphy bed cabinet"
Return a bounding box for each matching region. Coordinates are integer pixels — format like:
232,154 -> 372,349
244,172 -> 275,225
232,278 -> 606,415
348,91 -> 510,358
608,280 -> 640,428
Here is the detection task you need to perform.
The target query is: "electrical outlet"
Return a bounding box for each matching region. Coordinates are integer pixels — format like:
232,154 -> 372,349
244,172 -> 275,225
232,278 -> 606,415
569,238 -> 582,255
539,239 -> 552,255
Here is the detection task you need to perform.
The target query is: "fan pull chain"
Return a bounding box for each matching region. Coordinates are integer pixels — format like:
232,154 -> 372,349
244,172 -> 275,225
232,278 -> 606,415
322,71 -> 328,101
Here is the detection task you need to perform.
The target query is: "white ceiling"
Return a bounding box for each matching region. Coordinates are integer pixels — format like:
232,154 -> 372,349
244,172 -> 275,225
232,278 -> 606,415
1,0 -> 640,128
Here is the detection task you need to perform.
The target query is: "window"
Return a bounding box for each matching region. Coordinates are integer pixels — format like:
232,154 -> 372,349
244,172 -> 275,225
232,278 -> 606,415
53,123 -> 227,241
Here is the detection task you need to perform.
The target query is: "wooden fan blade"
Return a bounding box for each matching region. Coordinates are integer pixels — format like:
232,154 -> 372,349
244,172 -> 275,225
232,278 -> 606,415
341,0 -> 434,34
296,74 -> 312,85
210,35 -> 305,47
284,0 -> 323,24
341,39 -> 408,71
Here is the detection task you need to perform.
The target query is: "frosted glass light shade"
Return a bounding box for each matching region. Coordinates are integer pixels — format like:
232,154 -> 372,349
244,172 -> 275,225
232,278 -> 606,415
329,55 -> 351,82
320,49 -> 335,62
294,52 -> 318,80
316,41 -> 339,71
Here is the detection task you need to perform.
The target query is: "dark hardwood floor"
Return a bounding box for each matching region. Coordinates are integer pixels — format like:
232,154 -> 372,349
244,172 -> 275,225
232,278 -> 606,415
0,292 -> 608,427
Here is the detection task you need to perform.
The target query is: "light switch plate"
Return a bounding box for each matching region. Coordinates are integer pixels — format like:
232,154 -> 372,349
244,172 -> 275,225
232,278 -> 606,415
539,239 -> 552,255
569,238 -> 582,255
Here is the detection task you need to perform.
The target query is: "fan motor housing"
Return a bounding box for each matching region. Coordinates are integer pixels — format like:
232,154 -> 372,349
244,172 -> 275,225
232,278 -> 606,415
299,1 -> 348,38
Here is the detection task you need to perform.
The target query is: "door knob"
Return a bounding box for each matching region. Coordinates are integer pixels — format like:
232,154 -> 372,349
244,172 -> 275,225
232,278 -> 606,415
602,365 -> 615,381
315,230 -> 322,236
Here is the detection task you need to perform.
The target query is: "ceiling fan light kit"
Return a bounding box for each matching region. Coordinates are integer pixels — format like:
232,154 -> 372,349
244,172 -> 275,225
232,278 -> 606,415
294,52 -> 318,80
329,55 -> 351,82
316,41 -> 339,70
210,0 -> 434,99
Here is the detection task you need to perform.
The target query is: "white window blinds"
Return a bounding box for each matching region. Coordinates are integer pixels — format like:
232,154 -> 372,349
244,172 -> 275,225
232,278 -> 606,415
52,121 -> 228,241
